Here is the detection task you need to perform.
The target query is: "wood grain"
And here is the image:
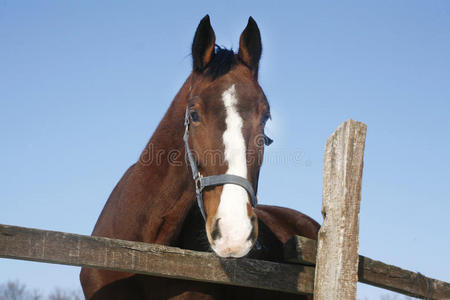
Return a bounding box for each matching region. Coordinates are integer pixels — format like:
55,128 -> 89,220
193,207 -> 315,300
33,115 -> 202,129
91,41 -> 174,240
314,119 -> 367,300
0,224 -> 314,295
358,255 -> 450,300
283,235 -> 316,265
284,236 -> 450,299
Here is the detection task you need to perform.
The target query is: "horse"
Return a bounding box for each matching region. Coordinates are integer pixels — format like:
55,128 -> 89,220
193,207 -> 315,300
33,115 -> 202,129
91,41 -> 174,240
80,15 -> 320,300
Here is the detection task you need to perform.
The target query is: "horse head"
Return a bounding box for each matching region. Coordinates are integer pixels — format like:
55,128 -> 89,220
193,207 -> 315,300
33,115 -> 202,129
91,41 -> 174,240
185,15 -> 272,258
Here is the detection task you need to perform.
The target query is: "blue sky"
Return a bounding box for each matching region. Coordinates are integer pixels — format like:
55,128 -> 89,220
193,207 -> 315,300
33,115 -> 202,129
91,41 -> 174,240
1,1 -> 449,299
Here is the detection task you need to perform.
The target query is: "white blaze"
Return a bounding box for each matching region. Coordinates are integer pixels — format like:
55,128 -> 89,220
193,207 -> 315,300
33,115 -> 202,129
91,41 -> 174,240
212,84 -> 253,258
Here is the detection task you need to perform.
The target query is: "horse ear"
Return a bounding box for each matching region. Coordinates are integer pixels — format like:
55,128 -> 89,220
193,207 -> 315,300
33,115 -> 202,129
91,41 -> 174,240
238,17 -> 262,78
192,15 -> 216,72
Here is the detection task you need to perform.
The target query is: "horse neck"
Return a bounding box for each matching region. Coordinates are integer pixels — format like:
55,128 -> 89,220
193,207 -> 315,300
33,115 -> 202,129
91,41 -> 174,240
140,73 -> 195,186
139,77 -> 190,175
93,75 -> 197,244
131,75 -> 197,243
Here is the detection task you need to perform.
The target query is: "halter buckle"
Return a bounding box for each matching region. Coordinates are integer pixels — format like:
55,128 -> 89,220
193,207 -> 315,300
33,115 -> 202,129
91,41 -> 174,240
195,174 -> 203,192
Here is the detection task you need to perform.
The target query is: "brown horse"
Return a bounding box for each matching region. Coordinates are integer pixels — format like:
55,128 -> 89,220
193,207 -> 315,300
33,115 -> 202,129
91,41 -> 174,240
80,15 -> 320,300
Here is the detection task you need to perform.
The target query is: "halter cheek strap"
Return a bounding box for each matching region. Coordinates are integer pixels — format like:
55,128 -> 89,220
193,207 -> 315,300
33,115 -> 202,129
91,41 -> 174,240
183,107 -> 258,221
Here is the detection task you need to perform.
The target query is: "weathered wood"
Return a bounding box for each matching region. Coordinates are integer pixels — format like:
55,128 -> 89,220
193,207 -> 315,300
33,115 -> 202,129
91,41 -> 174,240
314,119 -> 367,300
359,256 -> 450,300
0,224 -> 314,295
283,235 -> 316,265
284,236 -> 450,299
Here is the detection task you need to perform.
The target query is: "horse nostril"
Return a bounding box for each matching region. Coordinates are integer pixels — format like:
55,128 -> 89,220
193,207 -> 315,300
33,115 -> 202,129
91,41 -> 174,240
211,218 -> 222,240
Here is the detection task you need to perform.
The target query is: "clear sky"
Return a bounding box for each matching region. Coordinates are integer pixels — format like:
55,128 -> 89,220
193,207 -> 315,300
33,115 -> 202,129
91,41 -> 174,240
1,1 -> 449,299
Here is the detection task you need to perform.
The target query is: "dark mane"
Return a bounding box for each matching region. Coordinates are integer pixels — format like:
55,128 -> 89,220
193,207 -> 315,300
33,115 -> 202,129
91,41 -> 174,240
205,46 -> 237,79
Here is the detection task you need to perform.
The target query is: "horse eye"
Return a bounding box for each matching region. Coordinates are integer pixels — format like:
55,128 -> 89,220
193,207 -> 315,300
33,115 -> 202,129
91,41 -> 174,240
190,111 -> 200,122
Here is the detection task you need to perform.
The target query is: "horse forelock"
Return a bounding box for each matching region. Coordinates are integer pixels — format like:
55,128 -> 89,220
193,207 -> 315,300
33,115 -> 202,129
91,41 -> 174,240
205,46 -> 238,79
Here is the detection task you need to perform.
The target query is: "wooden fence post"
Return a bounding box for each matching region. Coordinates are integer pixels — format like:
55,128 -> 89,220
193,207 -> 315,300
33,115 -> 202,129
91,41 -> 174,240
314,119 -> 367,300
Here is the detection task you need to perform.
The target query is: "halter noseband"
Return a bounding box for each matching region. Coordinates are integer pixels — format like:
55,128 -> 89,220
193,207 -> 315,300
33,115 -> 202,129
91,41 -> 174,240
183,107 -> 258,221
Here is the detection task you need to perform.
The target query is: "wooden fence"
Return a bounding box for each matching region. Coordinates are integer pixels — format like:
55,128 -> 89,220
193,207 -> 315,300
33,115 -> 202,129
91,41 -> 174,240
1,120 -> 449,299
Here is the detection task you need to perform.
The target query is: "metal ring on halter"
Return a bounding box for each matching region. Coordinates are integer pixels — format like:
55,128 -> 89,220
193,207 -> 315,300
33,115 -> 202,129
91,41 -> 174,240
195,175 -> 203,192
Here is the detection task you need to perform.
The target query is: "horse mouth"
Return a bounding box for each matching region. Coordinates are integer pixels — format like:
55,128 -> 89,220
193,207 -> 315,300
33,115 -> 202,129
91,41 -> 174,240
211,240 -> 255,258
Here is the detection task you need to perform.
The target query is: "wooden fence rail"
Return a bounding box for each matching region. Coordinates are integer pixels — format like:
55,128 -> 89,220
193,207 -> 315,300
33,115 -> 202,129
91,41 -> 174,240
0,224 -> 315,295
1,224 -> 449,299
285,236 -> 450,299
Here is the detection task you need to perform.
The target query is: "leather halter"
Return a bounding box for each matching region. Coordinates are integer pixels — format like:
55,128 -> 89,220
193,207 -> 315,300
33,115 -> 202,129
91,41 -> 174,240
183,107 -> 258,221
